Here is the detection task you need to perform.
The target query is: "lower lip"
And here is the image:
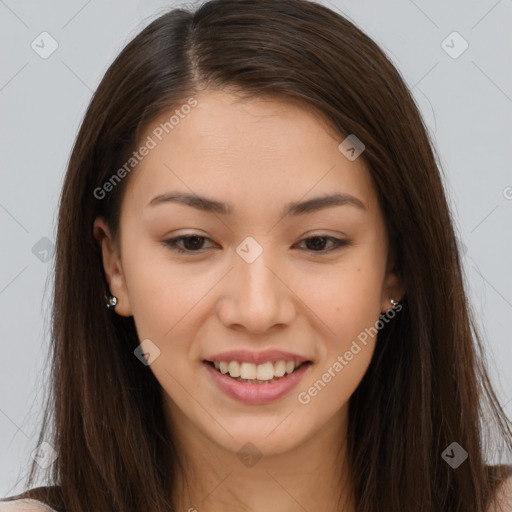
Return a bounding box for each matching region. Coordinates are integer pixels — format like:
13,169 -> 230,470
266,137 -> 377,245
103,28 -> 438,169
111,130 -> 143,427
203,361 -> 312,405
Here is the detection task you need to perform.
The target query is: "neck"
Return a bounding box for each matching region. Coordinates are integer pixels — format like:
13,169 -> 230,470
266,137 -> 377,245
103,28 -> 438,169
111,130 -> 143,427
168,402 -> 356,512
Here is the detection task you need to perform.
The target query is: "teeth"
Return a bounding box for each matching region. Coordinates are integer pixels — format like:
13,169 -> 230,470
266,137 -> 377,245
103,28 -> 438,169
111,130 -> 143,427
211,359 -> 306,381
240,362 -> 257,379
274,360 -> 286,377
256,362 -> 274,380
285,361 -> 295,375
228,361 -> 240,377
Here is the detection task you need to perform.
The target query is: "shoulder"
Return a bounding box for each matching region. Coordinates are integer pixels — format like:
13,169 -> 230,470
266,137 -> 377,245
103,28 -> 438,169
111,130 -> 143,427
0,499 -> 57,512
488,474 -> 512,512
0,486 -> 62,512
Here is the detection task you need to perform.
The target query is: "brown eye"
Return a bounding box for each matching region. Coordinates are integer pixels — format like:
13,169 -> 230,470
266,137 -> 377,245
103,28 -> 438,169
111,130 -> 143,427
163,235 -> 213,253
295,236 -> 351,253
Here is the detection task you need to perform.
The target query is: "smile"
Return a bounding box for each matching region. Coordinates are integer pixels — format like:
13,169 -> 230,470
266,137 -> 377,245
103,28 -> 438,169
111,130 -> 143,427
203,360 -> 313,404
208,360 -> 306,383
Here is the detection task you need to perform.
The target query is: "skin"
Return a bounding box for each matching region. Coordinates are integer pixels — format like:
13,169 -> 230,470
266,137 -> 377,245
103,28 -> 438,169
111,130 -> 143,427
94,89 -> 404,512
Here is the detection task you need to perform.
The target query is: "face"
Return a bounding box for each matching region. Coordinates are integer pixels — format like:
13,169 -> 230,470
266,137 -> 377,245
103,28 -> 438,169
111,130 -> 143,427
94,89 -> 403,458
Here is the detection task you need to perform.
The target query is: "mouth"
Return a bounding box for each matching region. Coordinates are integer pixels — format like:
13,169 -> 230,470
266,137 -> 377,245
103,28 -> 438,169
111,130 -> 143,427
203,358 -> 313,404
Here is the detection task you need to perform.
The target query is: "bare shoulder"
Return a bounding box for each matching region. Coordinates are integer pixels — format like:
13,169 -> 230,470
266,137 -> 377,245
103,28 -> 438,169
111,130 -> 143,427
488,475 -> 512,512
0,499 -> 57,512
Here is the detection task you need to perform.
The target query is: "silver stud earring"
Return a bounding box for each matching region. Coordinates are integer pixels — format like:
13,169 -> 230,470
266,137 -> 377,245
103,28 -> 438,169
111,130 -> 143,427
106,293 -> 118,310
381,298 -> 400,315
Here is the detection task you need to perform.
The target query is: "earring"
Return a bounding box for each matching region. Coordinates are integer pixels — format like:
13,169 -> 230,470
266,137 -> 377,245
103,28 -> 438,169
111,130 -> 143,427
381,298 -> 400,315
106,293 -> 118,310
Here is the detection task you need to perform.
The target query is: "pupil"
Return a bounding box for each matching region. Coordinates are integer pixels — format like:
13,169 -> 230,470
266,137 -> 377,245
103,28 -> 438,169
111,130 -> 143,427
308,237 -> 325,250
185,236 -> 202,250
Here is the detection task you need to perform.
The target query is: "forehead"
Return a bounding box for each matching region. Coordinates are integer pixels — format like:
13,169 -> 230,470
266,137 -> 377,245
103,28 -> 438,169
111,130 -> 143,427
122,89 -> 379,221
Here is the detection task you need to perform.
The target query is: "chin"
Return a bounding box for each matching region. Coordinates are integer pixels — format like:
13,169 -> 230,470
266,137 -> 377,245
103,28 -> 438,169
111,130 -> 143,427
206,413 -> 313,459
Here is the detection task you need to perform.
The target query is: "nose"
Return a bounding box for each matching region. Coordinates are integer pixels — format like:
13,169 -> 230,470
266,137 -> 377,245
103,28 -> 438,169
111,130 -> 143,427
216,247 -> 296,335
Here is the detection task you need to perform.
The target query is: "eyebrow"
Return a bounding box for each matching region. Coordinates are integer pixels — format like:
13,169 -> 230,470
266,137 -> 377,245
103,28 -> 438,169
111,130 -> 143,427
147,191 -> 367,216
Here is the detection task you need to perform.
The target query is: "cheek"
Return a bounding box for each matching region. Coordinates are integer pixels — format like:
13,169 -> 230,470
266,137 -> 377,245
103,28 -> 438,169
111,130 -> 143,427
121,235 -> 212,336
297,341 -> 375,418
292,254 -> 382,405
126,277 -> 212,381
294,254 -> 384,343
297,271 -> 381,412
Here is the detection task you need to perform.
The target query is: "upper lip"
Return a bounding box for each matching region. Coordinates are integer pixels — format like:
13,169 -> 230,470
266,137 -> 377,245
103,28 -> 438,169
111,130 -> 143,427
204,349 -> 312,365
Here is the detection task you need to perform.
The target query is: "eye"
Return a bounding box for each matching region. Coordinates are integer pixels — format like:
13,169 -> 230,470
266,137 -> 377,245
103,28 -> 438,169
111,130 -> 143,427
163,234 -> 214,254
162,234 -> 351,255
294,235 -> 351,252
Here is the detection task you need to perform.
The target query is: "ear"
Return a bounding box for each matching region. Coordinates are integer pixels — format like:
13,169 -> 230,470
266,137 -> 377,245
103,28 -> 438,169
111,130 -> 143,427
381,256 -> 405,313
93,217 -> 133,317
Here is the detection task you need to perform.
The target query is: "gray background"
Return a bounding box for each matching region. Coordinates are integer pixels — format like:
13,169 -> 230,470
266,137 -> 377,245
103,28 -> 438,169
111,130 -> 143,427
1,0 -> 511,496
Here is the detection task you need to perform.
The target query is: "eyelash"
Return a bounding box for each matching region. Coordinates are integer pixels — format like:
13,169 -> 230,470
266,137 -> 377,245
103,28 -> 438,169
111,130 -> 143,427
163,234 -> 351,255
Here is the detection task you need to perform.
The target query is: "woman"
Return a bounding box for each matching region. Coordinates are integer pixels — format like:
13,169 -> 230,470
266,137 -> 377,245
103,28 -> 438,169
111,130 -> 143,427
1,0 -> 511,510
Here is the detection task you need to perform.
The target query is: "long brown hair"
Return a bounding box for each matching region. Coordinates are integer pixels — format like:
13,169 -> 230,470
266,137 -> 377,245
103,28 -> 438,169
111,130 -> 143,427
4,0 -> 511,510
